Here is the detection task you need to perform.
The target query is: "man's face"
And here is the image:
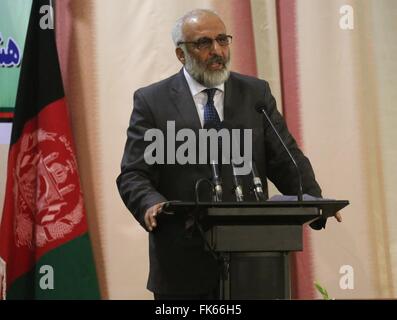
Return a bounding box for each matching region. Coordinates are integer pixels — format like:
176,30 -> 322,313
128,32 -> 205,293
180,14 -> 231,87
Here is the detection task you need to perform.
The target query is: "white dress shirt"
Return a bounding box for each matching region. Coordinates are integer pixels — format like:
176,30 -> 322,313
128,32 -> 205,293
183,68 -> 224,128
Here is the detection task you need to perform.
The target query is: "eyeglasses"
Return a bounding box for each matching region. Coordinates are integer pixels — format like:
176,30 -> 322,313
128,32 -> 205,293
177,34 -> 233,50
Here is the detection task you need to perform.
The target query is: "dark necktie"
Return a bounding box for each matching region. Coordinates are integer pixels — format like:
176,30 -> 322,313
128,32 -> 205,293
203,88 -> 221,129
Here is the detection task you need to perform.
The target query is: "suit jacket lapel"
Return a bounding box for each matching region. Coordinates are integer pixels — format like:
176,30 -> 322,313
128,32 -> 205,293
170,69 -> 202,131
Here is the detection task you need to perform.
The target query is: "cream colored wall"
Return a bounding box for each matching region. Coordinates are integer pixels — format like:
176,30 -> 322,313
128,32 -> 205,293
370,0 -> 397,297
251,0 -> 282,109
251,0 -> 281,197
297,0 -> 396,298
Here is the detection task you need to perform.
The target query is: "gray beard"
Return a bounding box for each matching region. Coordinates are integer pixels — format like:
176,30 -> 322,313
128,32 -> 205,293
184,52 -> 230,88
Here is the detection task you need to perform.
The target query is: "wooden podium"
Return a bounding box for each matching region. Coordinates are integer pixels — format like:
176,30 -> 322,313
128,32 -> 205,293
164,200 -> 349,299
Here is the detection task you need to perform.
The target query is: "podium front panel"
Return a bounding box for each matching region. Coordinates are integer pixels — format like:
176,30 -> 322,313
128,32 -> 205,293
229,252 -> 290,299
207,225 -> 302,252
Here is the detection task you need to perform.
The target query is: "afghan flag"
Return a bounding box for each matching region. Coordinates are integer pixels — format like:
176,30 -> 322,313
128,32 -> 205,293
0,0 -> 100,299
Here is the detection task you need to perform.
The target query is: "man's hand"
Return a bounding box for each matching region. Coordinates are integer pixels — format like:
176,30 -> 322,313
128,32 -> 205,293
334,211 -> 342,222
144,202 -> 166,232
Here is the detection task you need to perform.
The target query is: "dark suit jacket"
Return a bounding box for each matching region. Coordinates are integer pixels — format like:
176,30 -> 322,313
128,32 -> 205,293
116,69 -> 325,294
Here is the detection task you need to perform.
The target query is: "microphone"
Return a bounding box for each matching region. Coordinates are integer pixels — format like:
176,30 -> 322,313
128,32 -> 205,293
210,159 -> 222,202
204,121 -> 223,202
250,161 -> 266,201
255,102 -> 303,202
232,160 -> 244,202
222,121 -> 246,202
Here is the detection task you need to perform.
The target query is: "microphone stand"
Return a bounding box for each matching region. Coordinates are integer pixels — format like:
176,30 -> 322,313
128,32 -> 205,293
257,107 -> 303,202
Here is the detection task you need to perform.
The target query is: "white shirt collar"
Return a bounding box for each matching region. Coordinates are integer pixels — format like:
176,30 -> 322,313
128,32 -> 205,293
183,68 -> 224,96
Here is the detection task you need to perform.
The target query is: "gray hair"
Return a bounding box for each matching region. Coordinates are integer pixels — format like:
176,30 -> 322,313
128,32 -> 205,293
171,9 -> 219,47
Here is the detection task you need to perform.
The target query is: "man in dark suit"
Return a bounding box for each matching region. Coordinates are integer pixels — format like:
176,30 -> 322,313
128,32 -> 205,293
116,9 -> 341,300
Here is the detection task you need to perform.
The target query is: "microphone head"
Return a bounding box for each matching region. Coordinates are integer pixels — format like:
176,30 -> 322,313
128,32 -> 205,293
254,100 -> 267,113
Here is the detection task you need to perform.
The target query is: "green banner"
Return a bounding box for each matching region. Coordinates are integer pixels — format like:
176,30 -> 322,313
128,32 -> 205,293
0,0 -> 32,116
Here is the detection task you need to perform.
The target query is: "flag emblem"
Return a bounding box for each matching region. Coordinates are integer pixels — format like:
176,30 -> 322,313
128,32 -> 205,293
13,127 -> 84,248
